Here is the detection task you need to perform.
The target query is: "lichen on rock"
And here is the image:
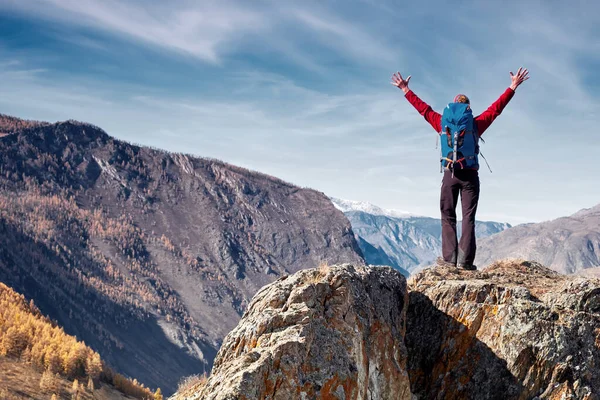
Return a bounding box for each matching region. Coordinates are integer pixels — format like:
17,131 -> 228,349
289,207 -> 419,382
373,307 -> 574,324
175,259 -> 600,400
407,259 -> 600,400
179,264 -> 411,400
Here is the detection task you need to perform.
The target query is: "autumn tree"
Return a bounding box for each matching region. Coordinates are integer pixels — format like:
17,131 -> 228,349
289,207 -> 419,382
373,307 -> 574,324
0,326 -> 27,357
85,352 -> 102,382
87,377 -> 95,392
39,370 -> 58,393
64,342 -> 87,378
46,351 -> 62,375
71,378 -> 81,400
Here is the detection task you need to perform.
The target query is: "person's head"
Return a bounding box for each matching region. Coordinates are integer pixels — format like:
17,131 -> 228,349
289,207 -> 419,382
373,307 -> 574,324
454,94 -> 470,104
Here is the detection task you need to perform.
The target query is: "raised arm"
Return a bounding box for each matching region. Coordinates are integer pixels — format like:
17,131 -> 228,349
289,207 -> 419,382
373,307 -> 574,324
475,67 -> 529,135
391,72 -> 442,132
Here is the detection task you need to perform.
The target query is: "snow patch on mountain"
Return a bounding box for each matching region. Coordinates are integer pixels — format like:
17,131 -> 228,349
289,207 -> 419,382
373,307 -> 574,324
330,197 -> 416,219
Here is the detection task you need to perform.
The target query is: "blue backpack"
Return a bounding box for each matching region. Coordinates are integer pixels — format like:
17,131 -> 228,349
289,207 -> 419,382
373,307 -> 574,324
439,102 -> 479,172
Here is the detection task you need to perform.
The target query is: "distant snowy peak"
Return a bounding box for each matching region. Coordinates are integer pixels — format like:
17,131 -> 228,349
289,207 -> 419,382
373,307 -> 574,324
330,197 -> 416,218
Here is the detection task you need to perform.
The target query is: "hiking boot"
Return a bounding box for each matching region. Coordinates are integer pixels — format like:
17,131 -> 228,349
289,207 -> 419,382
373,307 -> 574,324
436,257 -> 456,268
458,263 -> 477,271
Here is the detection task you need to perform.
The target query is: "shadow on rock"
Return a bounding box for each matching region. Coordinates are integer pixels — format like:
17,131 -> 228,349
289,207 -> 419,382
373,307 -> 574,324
406,291 -> 525,399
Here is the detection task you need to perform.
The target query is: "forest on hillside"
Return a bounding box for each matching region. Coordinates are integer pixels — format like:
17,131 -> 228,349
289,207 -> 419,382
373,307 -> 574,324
0,282 -> 160,399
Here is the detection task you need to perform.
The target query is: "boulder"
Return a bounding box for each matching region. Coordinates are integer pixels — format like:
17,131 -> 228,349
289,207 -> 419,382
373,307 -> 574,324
179,264 -> 411,400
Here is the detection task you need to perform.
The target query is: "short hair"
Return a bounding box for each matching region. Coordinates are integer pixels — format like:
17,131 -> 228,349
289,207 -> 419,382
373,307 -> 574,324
454,94 -> 470,104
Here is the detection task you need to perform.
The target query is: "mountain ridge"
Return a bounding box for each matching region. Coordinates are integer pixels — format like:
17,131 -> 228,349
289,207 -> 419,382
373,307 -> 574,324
333,197 -> 511,274
476,203 -> 600,273
331,197 -> 416,218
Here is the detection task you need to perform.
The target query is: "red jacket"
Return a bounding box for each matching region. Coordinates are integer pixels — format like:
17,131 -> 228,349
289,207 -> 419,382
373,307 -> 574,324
404,88 -> 515,136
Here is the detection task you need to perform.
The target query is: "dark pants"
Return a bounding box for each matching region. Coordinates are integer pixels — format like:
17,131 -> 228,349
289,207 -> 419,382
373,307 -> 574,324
440,169 -> 480,265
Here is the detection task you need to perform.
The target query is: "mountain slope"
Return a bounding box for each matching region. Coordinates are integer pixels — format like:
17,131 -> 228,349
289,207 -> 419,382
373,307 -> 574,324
475,204 -> 600,273
0,114 -> 364,394
331,198 -> 510,274
1,359 -> 138,400
0,282 -> 156,399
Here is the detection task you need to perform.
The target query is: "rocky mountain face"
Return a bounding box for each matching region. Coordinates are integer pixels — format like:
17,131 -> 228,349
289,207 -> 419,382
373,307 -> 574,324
332,198 -> 510,274
0,114 -> 364,394
476,204 -> 600,273
180,261 -> 600,399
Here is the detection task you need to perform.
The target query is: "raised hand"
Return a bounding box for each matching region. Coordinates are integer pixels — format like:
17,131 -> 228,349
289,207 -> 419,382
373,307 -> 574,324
509,67 -> 529,91
391,72 -> 411,94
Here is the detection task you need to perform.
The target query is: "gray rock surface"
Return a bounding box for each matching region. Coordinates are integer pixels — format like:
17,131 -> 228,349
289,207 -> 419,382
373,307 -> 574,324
408,259 -> 600,399
176,260 -> 600,400
174,264 -> 411,400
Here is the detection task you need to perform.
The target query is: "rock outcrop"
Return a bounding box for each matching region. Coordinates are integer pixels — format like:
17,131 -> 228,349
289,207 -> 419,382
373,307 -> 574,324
178,264 -> 411,400
176,260 -> 600,400
408,259 -> 600,399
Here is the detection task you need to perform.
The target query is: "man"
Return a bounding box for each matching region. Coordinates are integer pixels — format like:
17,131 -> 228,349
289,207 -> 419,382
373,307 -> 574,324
391,67 -> 529,270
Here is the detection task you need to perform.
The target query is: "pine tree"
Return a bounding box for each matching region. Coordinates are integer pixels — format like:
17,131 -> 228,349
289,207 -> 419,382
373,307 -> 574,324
1,326 -> 26,357
87,376 -> 95,392
64,342 -> 87,378
71,378 -> 82,400
85,352 -> 102,382
39,369 -> 57,393
154,387 -> 164,400
72,378 -> 79,393
46,351 -> 62,374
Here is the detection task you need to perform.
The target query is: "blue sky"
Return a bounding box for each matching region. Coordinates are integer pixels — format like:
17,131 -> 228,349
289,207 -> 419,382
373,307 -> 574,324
0,0 -> 599,225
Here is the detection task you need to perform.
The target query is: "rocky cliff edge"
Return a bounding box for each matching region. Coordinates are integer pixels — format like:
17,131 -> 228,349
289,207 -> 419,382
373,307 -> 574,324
174,260 -> 600,400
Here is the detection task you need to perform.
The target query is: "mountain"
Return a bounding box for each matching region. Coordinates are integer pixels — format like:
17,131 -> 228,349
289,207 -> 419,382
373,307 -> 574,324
0,114 -> 364,394
475,204 -> 600,273
175,261 -> 600,399
331,198 -> 510,274
0,281 -> 157,399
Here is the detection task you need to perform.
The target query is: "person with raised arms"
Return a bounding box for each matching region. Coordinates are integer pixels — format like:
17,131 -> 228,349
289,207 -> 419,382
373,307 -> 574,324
391,67 -> 529,270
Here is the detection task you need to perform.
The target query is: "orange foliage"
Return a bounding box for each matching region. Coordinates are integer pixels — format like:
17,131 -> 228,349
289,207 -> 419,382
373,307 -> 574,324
0,282 -> 155,399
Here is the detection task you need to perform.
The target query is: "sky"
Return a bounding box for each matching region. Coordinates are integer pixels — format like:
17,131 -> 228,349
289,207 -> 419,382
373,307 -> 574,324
0,0 -> 599,225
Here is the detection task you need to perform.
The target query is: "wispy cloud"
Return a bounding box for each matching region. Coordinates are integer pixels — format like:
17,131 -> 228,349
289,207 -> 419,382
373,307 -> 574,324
2,0 -> 399,70
1,0 -> 600,225
0,63 -> 47,80
2,0 -> 267,63
287,6 -> 399,66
